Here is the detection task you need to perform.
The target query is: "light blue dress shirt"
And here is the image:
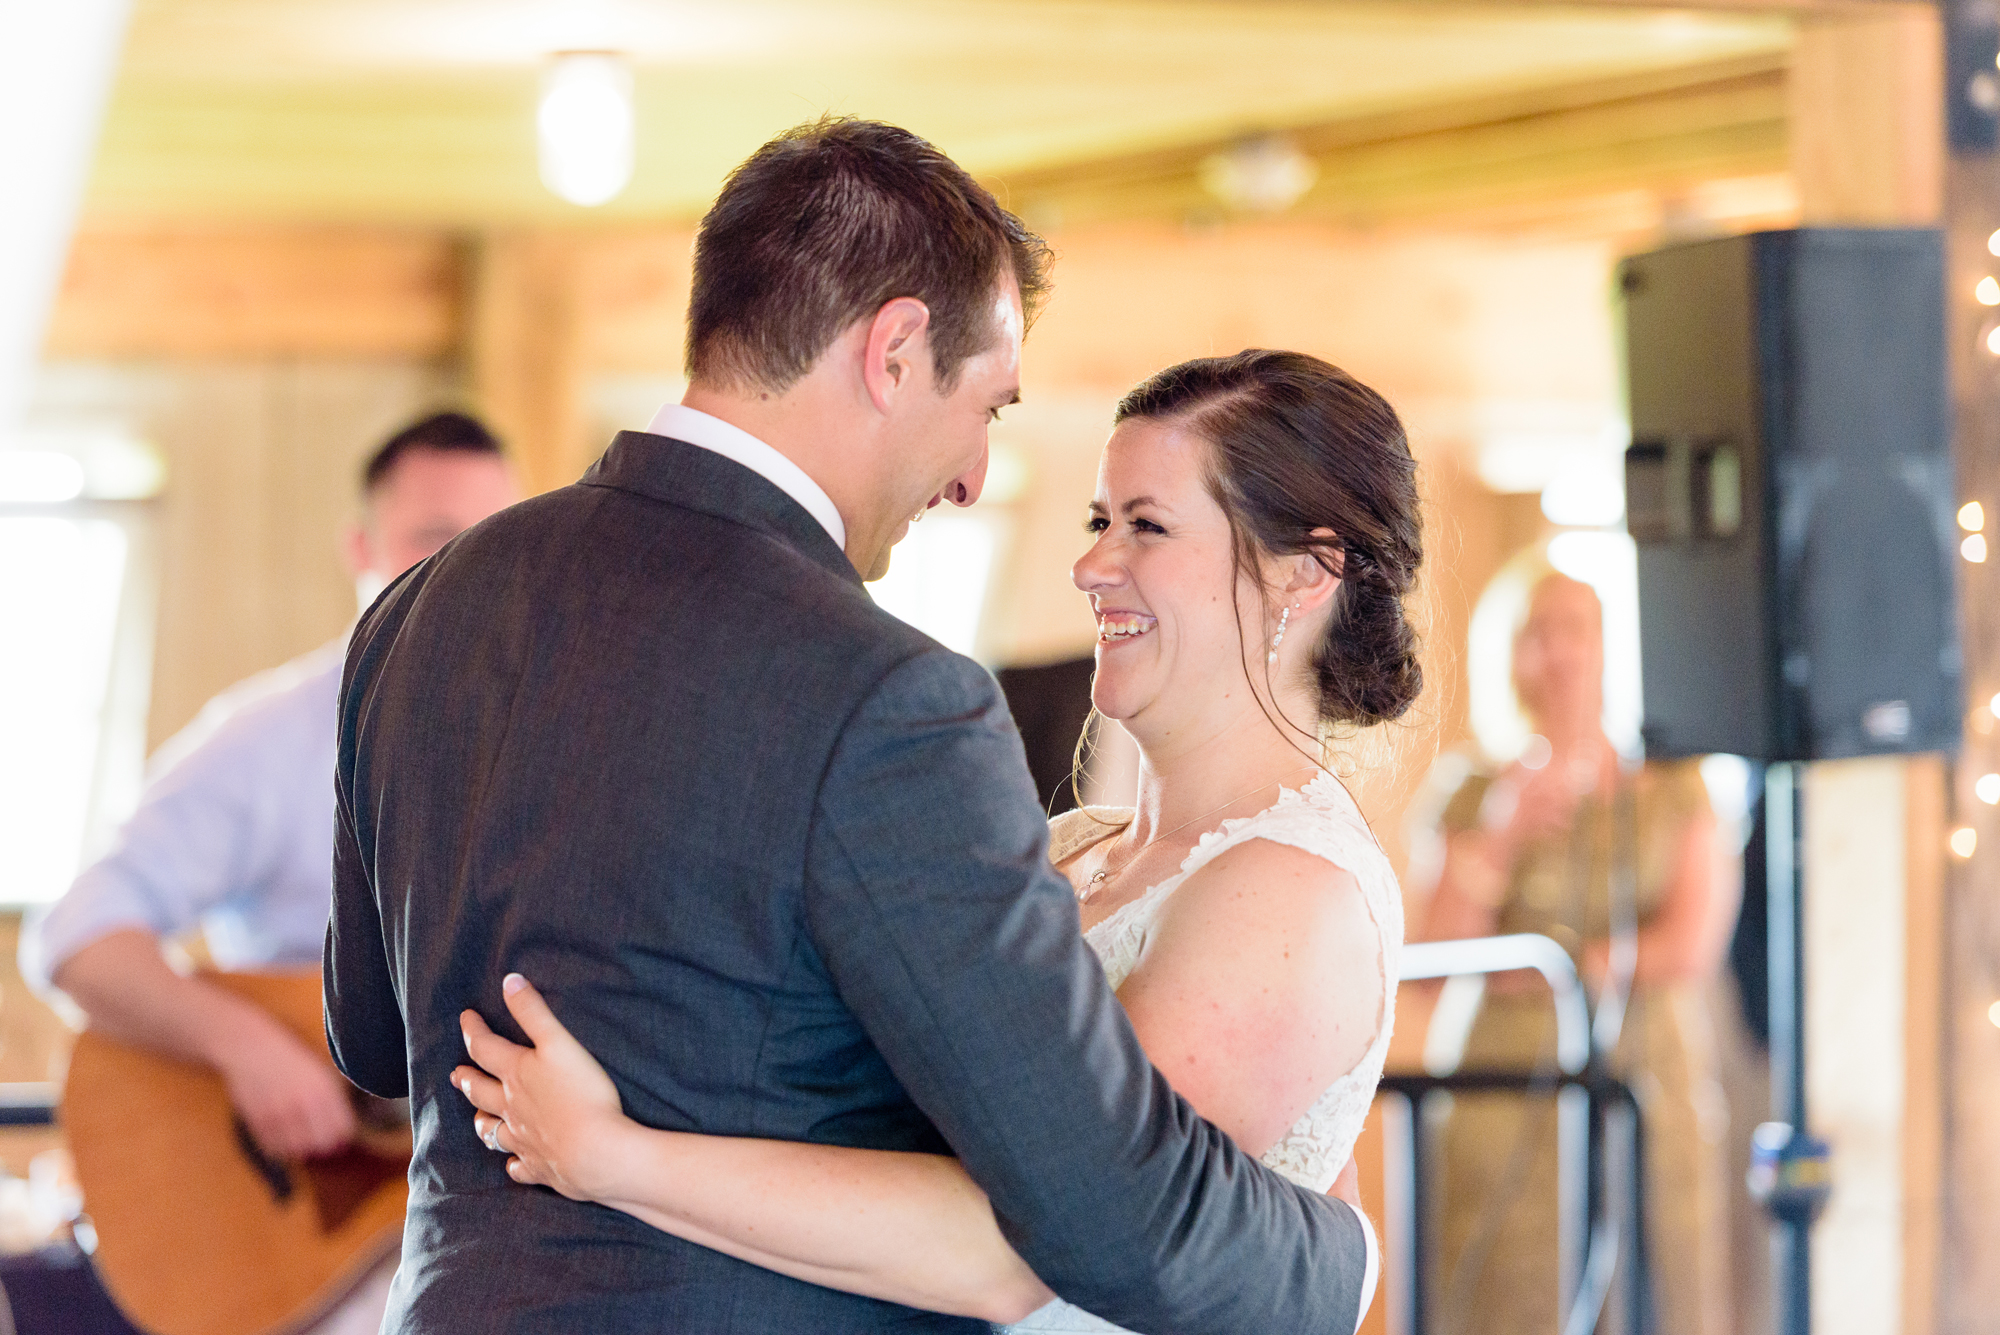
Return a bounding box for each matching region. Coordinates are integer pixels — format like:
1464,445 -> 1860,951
21,637 -> 346,993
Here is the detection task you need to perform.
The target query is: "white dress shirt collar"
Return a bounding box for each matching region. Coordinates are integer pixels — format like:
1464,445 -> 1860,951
644,403 -> 847,551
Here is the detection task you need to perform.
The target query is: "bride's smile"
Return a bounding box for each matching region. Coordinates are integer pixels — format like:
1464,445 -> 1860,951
1093,610 -> 1156,644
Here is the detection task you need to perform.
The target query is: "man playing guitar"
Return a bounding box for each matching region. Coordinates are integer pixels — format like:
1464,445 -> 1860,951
24,412 -> 518,1335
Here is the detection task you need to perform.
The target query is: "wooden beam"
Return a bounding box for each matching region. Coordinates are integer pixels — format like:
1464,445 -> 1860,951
1790,11 -> 1946,222
468,233 -> 592,496
1451,0 -> 1925,11
991,55 -> 1788,231
43,226 -> 461,360
1785,9 -> 1946,1335
1904,753 -> 1946,1335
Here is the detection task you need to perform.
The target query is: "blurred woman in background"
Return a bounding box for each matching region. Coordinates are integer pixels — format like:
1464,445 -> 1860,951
1415,564 -> 1737,1335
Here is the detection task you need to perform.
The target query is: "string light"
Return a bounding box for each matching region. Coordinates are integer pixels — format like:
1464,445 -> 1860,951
1952,826 -> 1979,858
1962,501 -> 1987,531
1979,277 -> 2000,306
1964,533 -> 1989,563
1988,229 -> 2000,258
1989,1000 -> 2000,1029
1977,773 -> 2000,804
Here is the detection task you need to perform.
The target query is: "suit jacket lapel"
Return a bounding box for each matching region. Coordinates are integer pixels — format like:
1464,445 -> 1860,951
582,431 -> 863,589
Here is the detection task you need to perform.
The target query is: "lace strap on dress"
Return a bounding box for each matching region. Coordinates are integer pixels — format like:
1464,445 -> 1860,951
1175,776 -> 1404,998
1047,806 -> 1132,867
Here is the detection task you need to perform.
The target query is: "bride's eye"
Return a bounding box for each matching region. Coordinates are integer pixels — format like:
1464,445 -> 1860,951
1133,518 -> 1167,535
1084,516 -> 1109,534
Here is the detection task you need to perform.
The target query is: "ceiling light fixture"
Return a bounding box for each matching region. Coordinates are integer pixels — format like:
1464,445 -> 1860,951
1199,135 -> 1318,215
539,52 -> 635,208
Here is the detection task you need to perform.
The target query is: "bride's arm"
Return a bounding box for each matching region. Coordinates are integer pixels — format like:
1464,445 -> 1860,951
454,978 -> 1053,1323
455,837 -> 1378,1324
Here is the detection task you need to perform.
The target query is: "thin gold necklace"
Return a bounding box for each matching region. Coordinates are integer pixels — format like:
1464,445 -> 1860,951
1078,765 -> 1318,904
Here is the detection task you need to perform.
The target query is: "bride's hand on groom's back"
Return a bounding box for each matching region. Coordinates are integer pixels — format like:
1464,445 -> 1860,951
453,974 -> 633,1204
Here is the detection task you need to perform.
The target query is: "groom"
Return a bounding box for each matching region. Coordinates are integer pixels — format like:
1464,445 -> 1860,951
325,117 -> 1371,1333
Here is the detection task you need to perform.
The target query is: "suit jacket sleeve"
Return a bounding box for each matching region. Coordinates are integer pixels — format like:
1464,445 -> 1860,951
322,624 -> 411,1099
804,649 -> 1366,1335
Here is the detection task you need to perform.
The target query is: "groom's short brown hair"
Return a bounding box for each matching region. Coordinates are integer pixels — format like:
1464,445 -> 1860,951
686,117 -> 1052,394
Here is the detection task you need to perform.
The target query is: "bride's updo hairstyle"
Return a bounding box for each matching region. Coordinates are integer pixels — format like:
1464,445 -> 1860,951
1115,349 -> 1424,729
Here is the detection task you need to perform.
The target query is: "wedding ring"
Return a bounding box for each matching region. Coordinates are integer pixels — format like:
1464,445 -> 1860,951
484,1124 -> 502,1152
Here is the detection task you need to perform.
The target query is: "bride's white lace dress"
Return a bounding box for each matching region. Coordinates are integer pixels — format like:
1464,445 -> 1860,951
1001,770 -> 1402,1334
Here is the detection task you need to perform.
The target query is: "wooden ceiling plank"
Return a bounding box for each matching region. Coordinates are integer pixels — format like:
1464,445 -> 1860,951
43,227 -> 462,360
1001,56 -> 1788,230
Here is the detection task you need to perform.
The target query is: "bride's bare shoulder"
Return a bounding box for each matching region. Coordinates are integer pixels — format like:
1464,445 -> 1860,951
1155,838 -> 1378,973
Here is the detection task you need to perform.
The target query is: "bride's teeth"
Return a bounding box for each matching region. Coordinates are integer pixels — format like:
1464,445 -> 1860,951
1097,614 -> 1156,641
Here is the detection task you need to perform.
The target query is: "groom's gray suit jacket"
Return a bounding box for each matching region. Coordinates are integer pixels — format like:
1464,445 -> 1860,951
325,430 -> 1368,1334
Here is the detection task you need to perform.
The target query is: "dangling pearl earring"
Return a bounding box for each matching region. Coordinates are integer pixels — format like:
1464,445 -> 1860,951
1267,605 -> 1293,664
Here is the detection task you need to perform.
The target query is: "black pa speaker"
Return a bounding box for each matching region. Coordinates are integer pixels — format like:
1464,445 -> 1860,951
1620,228 -> 1961,761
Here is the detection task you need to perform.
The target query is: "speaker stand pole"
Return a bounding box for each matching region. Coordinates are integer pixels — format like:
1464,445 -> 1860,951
1765,761 -> 1810,1335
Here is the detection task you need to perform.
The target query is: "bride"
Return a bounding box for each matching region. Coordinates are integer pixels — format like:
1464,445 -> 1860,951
452,348 -> 1422,1331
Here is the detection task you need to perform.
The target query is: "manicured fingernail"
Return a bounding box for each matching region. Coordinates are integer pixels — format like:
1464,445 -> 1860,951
503,973 -> 526,996
460,1078 -> 471,1096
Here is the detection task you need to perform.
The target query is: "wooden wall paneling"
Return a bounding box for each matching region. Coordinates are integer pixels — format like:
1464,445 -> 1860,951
574,230 -> 697,377
44,227 -> 461,361
138,361 -> 458,745
144,365 -> 274,746
1802,756 -> 1912,1335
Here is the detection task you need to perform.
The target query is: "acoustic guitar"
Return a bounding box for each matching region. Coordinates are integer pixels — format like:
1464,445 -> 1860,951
61,971 -> 411,1335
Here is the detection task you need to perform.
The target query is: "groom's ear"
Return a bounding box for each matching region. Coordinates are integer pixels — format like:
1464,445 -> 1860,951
863,297 -> 934,414
1282,528 -> 1344,612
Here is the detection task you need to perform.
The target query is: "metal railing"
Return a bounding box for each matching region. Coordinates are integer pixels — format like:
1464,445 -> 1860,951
0,1086 -> 54,1128
1390,936 -> 1650,1335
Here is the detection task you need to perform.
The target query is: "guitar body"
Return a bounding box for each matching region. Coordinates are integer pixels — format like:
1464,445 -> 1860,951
62,971 -> 411,1335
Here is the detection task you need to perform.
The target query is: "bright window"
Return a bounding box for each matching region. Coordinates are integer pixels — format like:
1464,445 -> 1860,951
867,512 -> 1005,658
0,516 -> 136,902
